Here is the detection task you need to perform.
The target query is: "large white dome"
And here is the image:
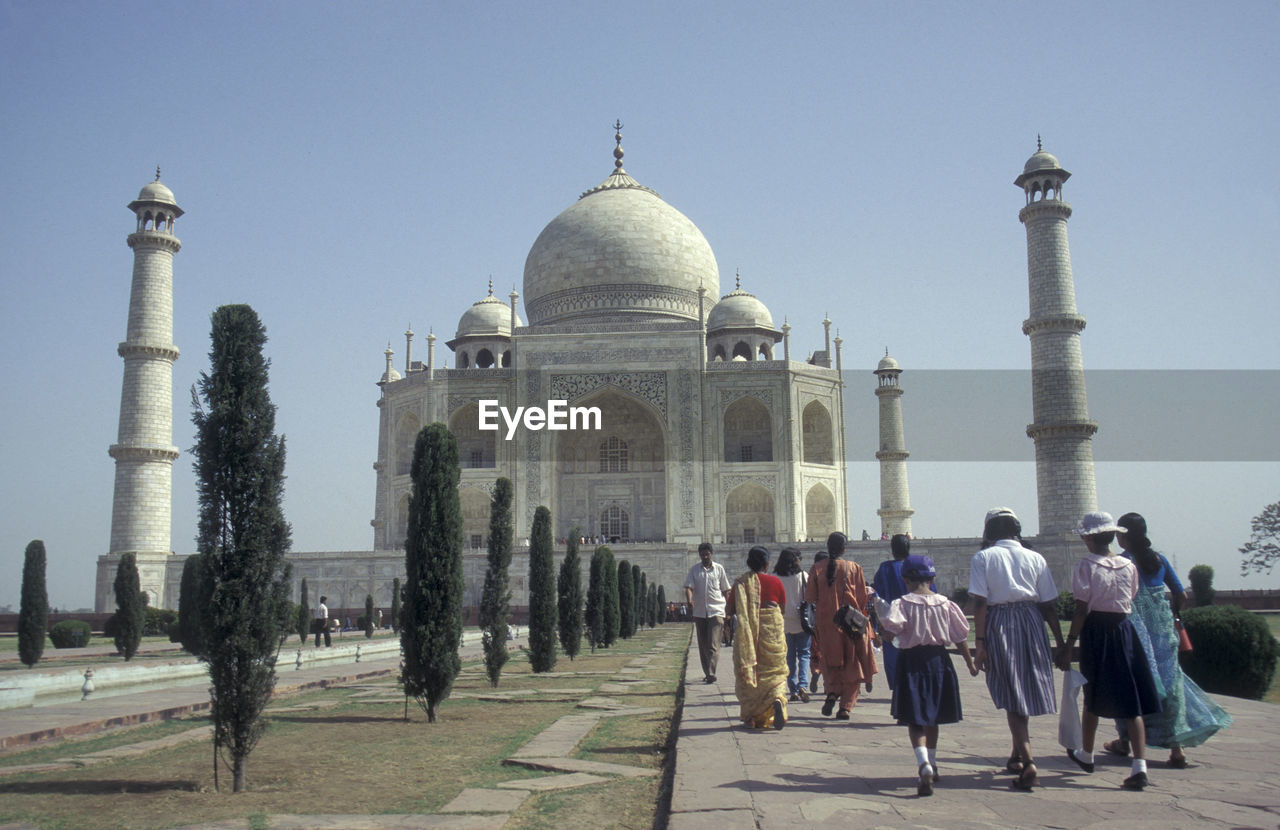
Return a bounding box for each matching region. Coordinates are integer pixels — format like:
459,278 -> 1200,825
522,166 -> 719,326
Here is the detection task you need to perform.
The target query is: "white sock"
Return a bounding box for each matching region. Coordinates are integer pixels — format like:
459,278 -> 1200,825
1132,758 -> 1147,775
928,748 -> 937,769
1073,748 -> 1094,765
914,745 -> 930,770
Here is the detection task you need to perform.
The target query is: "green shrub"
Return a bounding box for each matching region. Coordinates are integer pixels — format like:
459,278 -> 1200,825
1188,564 -> 1215,606
1180,605 -> 1278,699
1055,590 -> 1076,621
144,607 -> 177,636
49,619 -> 91,649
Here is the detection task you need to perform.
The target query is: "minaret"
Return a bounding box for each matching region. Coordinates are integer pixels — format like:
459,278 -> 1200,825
1016,140 -> 1098,537
874,351 -> 914,537
102,170 -> 183,611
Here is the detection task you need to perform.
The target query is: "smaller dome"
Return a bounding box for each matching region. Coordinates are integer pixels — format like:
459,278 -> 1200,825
456,292 -> 523,339
876,353 -> 900,372
1022,149 -> 1060,175
708,288 -> 774,332
381,367 -> 403,383
136,180 -> 177,205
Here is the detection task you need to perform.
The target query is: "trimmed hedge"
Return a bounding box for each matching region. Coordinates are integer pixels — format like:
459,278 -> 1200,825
1180,605 -> 1278,700
49,619 -> 91,649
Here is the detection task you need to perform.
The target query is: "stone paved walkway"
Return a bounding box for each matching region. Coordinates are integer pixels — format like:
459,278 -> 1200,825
669,639 -> 1279,829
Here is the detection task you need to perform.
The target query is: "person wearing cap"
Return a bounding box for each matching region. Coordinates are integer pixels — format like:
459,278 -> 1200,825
1056,511 -> 1162,791
804,532 -> 877,721
874,554 -> 977,797
968,507 -> 1065,791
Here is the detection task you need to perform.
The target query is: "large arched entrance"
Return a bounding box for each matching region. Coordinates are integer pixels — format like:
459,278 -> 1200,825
554,389 -> 666,542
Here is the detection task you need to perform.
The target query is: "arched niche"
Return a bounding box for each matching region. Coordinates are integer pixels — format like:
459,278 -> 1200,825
395,412 -> 421,476
726,482 -> 774,544
805,483 -> 836,540
802,400 -> 833,465
450,403 -> 496,469
723,396 -> 772,463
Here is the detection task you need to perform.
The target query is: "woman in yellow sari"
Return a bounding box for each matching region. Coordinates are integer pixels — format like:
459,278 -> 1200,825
730,546 -> 791,729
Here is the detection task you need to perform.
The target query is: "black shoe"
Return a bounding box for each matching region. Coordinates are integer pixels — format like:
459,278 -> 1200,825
1122,771 -> 1148,790
1067,749 -> 1095,774
821,695 -> 838,716
773,700 -> 786,730
705,675 -> 716,684
1011,763 -> 1037,791
788,692 -> 800,702
835,709 -> 850,720
917,763 -> 934,797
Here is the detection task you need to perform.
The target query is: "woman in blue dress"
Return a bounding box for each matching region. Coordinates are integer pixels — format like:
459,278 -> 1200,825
1103,512 -> 1232,768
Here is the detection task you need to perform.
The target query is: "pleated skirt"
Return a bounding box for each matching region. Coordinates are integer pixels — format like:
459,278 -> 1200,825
1080,611 -> 1162,720
984,601 -> 1057,717
892,644 -> 963,726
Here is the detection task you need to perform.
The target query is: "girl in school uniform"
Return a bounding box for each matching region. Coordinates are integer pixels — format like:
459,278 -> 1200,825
1056,512 -> 1162,791
875,554 -> 978,797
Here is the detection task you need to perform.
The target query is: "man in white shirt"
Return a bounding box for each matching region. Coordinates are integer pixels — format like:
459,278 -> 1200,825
313,595 -> 331,648
684,543 -> 731,683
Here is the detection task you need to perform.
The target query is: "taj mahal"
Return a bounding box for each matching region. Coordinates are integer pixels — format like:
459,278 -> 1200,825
95,129 -> 1098,615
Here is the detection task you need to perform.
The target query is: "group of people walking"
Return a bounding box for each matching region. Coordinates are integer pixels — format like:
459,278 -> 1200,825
684,507 -> 1230,798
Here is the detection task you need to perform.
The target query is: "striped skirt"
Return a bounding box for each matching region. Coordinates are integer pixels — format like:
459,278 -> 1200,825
984,601 -> 1057,717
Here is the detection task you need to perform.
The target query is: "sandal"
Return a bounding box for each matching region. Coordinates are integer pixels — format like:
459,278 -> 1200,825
1167,753 -> 1188,769
1004,755 -> 1025,774
1010,763 -> 1037,791
1103,739 -> 1131,757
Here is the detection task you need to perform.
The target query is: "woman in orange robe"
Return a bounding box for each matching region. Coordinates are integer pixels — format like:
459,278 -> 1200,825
805,532 -> 877,719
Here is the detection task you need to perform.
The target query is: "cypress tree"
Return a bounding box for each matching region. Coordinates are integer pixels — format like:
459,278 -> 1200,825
585,545 -> 607,652
113,552 -> 145,661
638,571 -> 647,628
390,577 -> 401,634
480,477 -> 514,687
177,553 -> 211,657
557,529 -> 584,661
364,594 -> 375,638
647,582 -> 658,628
632,564 -> 643,628
657,584 -> 667,624
601,546 -> 620,646
527,505 -> 558,672
616,557 -> 634,639
400,423 -> 464,723
19,540 -> 49,668
191,304 -> 293,792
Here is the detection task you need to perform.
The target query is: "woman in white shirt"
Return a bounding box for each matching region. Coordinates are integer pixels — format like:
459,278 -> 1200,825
774,547 -> 810,702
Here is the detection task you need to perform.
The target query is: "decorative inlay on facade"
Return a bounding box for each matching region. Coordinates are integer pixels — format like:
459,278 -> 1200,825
549,372 -> 667,417
677,369 -> 695,527
801,474 -> 838,495
527,283 -> 699,323
529,347 -> 688,368
721,473 -> 776,497
525,370 -> 542,523
719,387 -> 773,408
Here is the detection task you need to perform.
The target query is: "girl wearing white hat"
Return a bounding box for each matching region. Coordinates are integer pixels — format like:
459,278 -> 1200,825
1056,511 -> 1162,791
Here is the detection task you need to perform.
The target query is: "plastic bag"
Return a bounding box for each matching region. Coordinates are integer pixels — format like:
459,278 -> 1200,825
1058,668 -> 1087,749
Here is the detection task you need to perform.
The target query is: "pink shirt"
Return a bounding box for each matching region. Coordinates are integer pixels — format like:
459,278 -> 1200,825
879,592 -> 970,649
1072,553 -> 1139,614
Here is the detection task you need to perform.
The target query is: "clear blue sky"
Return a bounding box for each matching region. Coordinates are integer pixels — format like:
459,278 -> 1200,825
1,1 -> 1277,609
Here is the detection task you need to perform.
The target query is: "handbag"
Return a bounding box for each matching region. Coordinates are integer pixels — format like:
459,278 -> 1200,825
833,604 -> 868,640
799,601 -> 817,636
1175,618 -> 1193,653
1058,668 -> 1087,749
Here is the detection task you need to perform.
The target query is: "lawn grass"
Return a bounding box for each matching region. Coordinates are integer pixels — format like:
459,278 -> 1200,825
0,626 -> 689,830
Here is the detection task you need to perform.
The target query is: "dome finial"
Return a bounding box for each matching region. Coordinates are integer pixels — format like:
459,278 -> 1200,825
613,119 -> 625,172
1037,134 -> 1042,152
155,165 -> 162,181
487,276 -> 493,296
735,268 -> 741,291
